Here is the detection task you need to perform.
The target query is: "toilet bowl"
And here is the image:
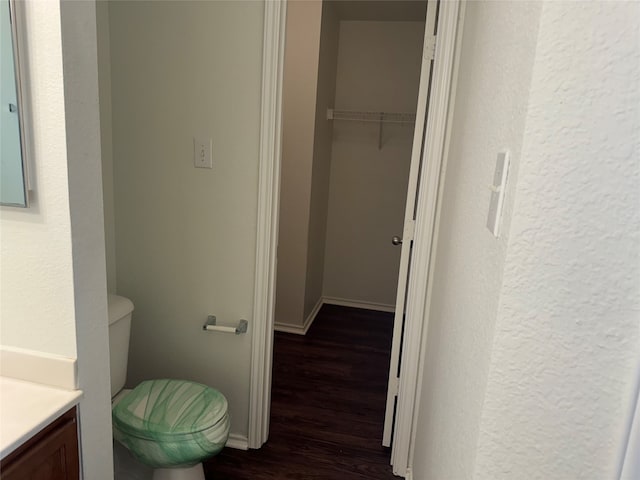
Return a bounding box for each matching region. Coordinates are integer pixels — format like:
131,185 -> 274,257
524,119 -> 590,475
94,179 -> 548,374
108,295 -> 230,480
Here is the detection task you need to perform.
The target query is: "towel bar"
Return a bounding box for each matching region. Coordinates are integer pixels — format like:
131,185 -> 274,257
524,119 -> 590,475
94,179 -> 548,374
202,316 -> 248,335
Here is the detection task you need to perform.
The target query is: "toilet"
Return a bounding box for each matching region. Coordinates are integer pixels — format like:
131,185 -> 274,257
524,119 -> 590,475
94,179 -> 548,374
108,294 -> 230,480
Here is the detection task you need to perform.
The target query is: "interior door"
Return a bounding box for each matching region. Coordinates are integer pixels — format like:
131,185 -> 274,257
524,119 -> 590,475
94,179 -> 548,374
383,0 -> 439,447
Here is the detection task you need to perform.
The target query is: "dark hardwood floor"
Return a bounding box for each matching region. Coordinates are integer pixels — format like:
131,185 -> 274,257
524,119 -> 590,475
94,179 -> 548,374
205,304 -> 398,479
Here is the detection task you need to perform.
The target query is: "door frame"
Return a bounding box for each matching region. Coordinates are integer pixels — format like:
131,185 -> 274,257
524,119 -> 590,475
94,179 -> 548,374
248,0 -> 287,449
248,0 -> 465,475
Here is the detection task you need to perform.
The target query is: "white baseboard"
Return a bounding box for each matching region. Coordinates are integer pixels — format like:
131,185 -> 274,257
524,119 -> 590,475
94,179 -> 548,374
0,346 -> 78,390
273,323 -> 306,335
274,296 -> 323,335
225,432 -> 249,450
322,296 -> 395,313
274,296 -> 394,335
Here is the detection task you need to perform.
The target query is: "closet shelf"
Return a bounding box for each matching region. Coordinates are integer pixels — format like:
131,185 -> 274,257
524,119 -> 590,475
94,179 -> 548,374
327,108 -> 416,150
327,108 -> 416,125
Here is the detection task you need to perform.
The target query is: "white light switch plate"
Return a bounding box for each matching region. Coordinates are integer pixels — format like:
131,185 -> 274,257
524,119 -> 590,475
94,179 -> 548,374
487,151 -> 510,237
194,138 -> 213,169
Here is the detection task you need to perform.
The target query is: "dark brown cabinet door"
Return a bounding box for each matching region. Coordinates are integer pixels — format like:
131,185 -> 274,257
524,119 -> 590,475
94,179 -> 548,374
1,408 -> 79,480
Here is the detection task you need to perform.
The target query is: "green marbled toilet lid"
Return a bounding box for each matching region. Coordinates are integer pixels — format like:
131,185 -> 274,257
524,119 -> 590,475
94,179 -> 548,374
112,379 -> 228,441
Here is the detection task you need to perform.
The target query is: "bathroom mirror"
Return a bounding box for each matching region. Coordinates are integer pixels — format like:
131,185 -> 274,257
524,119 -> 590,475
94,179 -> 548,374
1,0 -> 28,207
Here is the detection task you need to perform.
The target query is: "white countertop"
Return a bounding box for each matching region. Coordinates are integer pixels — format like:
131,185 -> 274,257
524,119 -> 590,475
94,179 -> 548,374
0,376 -> 83,458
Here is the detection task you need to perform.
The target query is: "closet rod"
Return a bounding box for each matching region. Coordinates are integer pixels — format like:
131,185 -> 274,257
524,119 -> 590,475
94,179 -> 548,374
326,108 -> 416,125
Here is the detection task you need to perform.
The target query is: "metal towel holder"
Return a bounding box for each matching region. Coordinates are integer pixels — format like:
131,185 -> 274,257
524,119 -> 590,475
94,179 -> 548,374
202,316 -> 248,335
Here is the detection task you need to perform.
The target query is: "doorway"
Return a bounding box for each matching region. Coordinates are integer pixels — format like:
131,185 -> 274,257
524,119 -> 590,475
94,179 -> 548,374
249,0 -> 463,477
274,1 -> 427,334
272,0 -> 427,473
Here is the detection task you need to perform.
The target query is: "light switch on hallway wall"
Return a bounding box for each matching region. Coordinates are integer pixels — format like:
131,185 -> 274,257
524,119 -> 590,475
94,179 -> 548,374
194,138 -> 213,169
486,151 -> 510,237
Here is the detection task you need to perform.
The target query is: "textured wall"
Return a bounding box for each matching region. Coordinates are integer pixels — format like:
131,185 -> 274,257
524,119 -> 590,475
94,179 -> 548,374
275,0 -> 322,328
109,1 -> 264,438
474,2 -> 640,478
322,21 -> 424,307
0,1 -> 77,358
411,1 -> 542,478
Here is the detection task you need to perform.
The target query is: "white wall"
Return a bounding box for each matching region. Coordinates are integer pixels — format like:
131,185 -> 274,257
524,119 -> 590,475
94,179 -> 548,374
275,0 -> 323,328
303,1 -> 339,320
412,1 -> 640,479
96,1 -> 116,294
0,0 -> 77,358
474,2 -> 640,478
322,21 -> 424,308
60,3 -> 113,476
411,2 -> 542,477
109,1 -> 264,439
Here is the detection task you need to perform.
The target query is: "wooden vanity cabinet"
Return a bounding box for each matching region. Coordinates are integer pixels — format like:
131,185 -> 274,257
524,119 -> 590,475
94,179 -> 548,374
0,407 -> 79,480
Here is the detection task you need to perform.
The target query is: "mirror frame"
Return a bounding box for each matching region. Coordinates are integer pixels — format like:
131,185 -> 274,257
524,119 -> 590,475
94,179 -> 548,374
1,0 -> 30,207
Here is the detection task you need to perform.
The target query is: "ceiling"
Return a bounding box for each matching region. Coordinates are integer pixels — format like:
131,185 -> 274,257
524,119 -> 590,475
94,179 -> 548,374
331,0 -> 428,22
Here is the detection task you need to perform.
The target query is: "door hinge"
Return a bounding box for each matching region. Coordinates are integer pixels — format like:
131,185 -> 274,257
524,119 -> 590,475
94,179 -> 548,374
389,376 -> 399,396
403,219 -> 416,243
424,35 -> 436,60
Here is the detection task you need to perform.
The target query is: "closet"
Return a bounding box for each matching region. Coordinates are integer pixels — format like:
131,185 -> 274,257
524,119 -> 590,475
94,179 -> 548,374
275,0 -> 427,332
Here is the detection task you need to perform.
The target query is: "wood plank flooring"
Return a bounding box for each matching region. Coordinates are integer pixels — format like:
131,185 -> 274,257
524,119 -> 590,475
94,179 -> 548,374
205,304 -> 398,479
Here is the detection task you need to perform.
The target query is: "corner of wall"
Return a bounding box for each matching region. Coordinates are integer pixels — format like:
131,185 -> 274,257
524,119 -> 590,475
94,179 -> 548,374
303,0 -> 340,320
60,2 -> 113,477
275,0 -> 323,327
411,1 -> 543,477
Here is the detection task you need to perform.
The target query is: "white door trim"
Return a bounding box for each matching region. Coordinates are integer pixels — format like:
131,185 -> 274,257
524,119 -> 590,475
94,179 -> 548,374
391,1 -> 465,475
248,1 -> 464,476
248,0 -> 287,450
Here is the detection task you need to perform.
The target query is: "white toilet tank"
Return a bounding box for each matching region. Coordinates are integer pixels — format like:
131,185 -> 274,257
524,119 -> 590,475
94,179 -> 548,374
107,294 -> 134,398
